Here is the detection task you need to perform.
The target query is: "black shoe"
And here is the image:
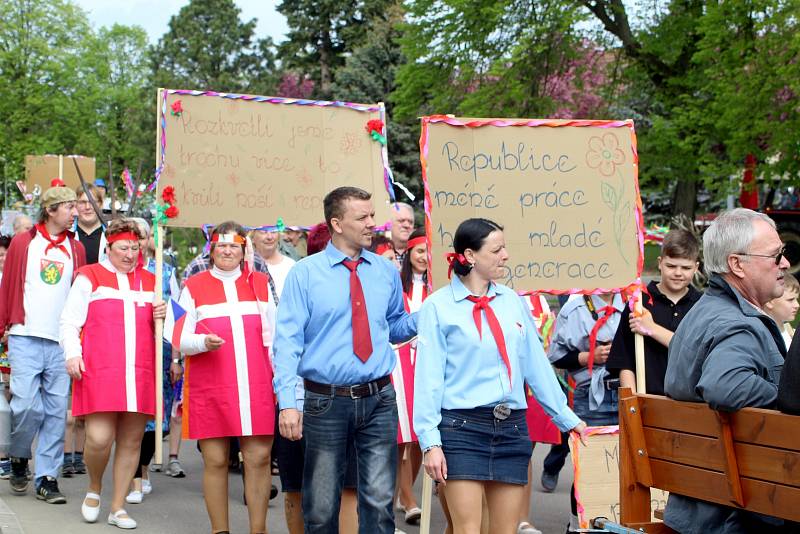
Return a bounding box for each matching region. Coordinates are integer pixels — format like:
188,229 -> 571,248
270,484 -> 278,500
35,476 -> 66,504
61,456 -> 74,478
72,452 -> 86,474
9,458 -> 29,494
541,470 -> 559,493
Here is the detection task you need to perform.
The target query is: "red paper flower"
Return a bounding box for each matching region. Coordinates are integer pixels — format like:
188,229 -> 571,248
365,119 -> 384,135
165,205 -> 179,218
162,185 -> 176,204
50,178 -> 65,187
171,100 -> 183,115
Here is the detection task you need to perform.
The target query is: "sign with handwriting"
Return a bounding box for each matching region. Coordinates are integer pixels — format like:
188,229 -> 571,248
569,428 -> 667,529
25,155 -> 96,194
157,89 -> 393,228
421,117 -> 642,292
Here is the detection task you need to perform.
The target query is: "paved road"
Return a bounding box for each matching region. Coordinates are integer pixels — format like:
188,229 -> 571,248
1,441 -> 574,534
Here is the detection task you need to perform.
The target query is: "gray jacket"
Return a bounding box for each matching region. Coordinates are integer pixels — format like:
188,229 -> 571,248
663,274 -> 785,534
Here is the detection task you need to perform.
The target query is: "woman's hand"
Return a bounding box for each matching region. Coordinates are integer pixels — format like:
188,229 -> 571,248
424,446 -> 448,484
152,301 -> 167,320
571,421 -> 589,446
170,361 -> 183,384
66,357 -> 85,380
204,334 -> 225,351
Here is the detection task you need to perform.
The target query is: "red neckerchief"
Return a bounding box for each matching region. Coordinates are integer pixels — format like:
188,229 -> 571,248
35,223 -> 70,259
466,294 -> 512,383
583,295 -> 618,376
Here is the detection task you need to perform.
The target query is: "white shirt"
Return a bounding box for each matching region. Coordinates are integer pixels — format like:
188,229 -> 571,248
265,255 -> 296,299
10,232 -> 75,341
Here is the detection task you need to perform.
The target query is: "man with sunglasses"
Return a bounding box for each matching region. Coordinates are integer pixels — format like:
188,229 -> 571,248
663,208 -> 790,534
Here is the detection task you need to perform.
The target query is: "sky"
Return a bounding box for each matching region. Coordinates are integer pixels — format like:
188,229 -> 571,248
73,0 -> 289,44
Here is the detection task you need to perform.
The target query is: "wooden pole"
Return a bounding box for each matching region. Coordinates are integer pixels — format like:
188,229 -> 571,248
153,88 -> 165,467
419,472 -> 433,534
634,294 -> 646,394
58,155 -> 63,182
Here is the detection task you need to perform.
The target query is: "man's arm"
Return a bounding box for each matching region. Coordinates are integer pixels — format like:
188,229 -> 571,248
386,267 -> 417,343
272,267 -> 309,410
698,329 -> 780,411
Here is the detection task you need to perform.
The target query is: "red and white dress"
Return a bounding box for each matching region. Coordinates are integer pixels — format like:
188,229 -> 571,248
178,266 -> 275,440
393,273 -> 427,444
60,259 -> 156,416
525,293 -> 561,445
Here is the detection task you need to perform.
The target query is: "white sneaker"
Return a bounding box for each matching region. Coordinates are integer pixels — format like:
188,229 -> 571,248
141,479 -> 152,495
81,492 -> 101,523
108,509 -> 137,529
517,521 -> 543,534
125,490 -> 143,504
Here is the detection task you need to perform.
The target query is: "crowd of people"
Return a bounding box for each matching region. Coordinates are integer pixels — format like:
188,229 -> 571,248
0,180 -> 799,534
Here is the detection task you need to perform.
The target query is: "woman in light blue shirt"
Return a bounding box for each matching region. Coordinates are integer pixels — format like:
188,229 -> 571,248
414,218 -> 586,534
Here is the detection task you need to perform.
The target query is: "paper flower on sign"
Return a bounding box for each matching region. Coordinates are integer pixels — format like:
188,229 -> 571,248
165,205 -> 179,218
162,185 -> 176,204
586,134 -> 625,177
170,100 -> 183,117
50,178 -> 66,187
365,119 -> 386,146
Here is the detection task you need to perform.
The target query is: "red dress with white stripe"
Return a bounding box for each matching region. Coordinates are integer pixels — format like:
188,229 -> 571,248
525,293 -> 561,444
180,269 -> 275,440
393,274 -> 427,444
71,263 -> 156,417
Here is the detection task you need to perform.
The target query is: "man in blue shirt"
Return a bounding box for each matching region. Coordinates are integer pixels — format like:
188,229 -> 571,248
273,186 -> 417,534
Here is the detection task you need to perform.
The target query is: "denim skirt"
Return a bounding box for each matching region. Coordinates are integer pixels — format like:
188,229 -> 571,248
439,407 -> 533,485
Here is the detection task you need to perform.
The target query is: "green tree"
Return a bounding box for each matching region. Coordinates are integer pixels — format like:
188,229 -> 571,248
277,0 -> 396,98
151,0 -> 278,94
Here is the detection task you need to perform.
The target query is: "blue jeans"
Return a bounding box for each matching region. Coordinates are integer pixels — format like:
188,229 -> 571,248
7,335 -> 69,484
302,382 -> 398,534
572,384 -> 618,426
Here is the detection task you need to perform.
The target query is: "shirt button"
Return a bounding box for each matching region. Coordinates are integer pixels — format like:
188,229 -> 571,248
673,312 -> 678,317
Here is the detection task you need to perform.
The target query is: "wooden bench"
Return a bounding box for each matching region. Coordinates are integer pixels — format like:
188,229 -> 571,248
617,387 -> 800,533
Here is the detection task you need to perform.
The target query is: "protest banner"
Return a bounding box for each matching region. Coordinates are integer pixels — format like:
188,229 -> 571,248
25,155 -> 95,194
420,116 -> 644,293
154,89 -> 399,229
569,427 -> 668,529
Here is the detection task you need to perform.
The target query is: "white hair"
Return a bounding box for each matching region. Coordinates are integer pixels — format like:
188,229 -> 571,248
390,202 -> 414,218
703,208 -> 775,275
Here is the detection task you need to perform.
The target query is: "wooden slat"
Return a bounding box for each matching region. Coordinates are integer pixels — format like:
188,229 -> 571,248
620,394 -> 654,486
650,459 -> 800,522
731,409 -> 800,450
735,442 -> 800,488
716,411 -> 744,506
639,395 -> 719,437
644,428 -> 725,471
619,388 -> 654,525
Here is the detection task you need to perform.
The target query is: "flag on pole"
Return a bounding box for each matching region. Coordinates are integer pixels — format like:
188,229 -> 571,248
163,299 -> 187,350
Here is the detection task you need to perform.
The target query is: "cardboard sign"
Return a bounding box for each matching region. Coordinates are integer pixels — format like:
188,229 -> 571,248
156,89 -> 394,229
420,117 -> 642,292
24,155 -> 96,194
569,428 -> 667,529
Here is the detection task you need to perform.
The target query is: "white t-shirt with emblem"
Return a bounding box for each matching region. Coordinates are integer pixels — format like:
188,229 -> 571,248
9,232 -> 75,341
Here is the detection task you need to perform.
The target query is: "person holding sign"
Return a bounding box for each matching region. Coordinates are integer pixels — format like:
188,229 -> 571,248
274,187 -> 418,534
176,222 -> 276,534
414,217 -> 586,534
606,229 -> 701,395
60,218 -> 166,528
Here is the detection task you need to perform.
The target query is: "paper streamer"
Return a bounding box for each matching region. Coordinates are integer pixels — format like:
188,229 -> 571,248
420,116 -> 645,296
569,425 -> 620,528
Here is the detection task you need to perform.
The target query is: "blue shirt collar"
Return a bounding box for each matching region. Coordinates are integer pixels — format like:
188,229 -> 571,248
449,274 -> 499,302
324,240 -> 373,267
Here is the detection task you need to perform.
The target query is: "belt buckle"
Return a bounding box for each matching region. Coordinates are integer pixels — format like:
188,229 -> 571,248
492,403 -> 511,421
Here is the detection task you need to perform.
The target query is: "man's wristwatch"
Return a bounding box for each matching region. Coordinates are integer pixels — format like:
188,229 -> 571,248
172,358 -> 181,364
423,445 -> 441,454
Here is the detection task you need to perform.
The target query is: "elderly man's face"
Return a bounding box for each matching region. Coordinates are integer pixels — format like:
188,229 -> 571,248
390,206 -> 414,247
735,219 -> 790,306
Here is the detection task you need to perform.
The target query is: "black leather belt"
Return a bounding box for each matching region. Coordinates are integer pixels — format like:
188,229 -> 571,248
304,375 -> 391,399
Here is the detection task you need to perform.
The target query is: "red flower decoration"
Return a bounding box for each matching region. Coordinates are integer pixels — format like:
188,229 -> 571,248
171,100 -> 183,116
50,178 -> 66,187
365,119 -> 384,135
165,205 -> 179,218
162,185 -> 176,204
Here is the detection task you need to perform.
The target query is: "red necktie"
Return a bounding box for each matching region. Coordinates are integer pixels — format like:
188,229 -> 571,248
466,295 -> 512,383
587,305 -> 617,376
343,259 -> 373,362
35,223 -> 71,259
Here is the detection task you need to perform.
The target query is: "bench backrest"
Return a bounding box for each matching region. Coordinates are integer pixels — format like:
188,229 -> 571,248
618,387 -> 800,527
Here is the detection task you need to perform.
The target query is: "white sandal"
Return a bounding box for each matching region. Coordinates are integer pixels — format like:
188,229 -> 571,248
81,492 -> 101,523
125,489 -> 143,504
108,509 -> 137,529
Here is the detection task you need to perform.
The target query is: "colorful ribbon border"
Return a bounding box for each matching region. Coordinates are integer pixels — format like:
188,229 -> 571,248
420,115 -> 646,297
569,425 -> 620,529
150,88 -> 400,208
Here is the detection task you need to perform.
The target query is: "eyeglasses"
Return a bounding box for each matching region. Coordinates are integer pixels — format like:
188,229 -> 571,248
734,246 -> 786,266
